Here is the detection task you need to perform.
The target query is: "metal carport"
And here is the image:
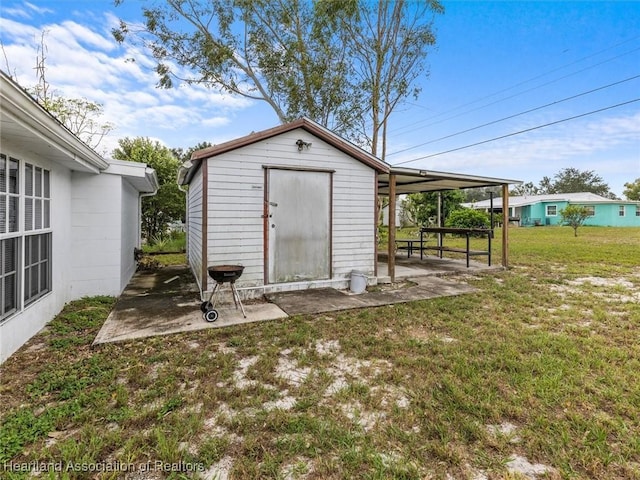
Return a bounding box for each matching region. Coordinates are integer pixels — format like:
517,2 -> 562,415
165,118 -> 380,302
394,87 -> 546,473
377,167 -> 522,281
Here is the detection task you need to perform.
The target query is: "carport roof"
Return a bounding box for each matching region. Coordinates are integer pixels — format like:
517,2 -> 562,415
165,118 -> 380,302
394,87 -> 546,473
378,166 -> 521,195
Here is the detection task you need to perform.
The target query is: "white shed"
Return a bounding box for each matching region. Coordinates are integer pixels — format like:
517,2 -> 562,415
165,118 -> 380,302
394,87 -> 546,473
178,118 -> 389,298
0,72 -> 158,363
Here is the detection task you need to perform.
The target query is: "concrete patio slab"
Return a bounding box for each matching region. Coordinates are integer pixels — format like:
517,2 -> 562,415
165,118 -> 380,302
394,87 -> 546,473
93,265 -> 288,345
377,253 -> 503,283
94,257 -> 490,345
266,275 -> 477,316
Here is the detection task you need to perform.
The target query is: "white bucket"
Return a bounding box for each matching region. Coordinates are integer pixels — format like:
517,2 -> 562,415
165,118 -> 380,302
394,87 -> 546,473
350,271 -> 367,294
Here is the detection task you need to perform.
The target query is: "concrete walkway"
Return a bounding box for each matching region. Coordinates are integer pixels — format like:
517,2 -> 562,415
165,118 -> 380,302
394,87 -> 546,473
266,276 -> 477,316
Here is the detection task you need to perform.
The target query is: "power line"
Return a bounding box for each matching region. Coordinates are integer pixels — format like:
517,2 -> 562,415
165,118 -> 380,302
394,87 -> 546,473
392,98 -> 640,166
388,74 -> 640,156
390,37 -> 640,137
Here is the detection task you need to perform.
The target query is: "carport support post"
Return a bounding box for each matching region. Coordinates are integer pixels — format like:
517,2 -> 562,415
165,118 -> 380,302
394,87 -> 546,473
387,174 -> 397,282
501,183 -> 510,268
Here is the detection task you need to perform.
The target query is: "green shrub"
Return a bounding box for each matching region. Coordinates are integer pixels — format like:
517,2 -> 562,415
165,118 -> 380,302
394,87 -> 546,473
445,208 -> 490,229
143,231 -> 186,253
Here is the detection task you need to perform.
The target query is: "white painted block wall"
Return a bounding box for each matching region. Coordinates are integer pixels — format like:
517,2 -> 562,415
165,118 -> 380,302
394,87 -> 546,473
120,179 -> 140,293
69,172 -> 124,298
0,147 -> 74,363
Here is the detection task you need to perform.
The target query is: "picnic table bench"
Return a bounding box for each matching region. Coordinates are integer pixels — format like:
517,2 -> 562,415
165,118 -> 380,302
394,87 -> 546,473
394,239 -> 420,257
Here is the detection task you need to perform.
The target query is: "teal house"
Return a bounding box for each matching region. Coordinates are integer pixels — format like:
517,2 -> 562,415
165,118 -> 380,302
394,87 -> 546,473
465,192 -> 640,227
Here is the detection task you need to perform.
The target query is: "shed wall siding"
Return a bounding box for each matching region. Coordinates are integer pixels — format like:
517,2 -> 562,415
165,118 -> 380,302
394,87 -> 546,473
187,165 -> 204,290
204,128 -> 376,289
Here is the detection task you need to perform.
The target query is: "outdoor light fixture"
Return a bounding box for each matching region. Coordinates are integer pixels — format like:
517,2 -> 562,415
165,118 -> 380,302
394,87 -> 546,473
296,139 -> 312,151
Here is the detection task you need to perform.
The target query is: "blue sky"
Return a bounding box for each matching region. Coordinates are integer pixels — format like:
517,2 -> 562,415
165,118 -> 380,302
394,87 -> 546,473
1,1 -> 638,197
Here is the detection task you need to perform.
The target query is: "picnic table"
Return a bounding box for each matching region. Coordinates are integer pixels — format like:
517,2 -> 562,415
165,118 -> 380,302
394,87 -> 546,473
419,227 -> 492,267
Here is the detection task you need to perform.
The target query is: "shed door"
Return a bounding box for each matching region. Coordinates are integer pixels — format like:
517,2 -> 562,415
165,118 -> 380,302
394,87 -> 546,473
267,169 -> 331,283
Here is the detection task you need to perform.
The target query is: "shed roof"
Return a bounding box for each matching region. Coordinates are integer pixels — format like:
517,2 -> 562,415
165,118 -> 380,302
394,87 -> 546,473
179,117 -> 389,185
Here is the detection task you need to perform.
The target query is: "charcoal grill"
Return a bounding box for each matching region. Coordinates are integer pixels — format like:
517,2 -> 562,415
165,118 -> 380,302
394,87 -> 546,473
200,265 -> 247,322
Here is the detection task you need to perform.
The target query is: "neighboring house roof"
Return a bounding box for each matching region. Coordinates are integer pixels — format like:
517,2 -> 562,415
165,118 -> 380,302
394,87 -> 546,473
179,117 -> 390,185
464,192 -> 639,209
0,70 -> 157,193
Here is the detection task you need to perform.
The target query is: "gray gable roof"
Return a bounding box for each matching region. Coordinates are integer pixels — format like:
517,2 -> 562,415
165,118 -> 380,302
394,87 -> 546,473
465,192 -> 637,209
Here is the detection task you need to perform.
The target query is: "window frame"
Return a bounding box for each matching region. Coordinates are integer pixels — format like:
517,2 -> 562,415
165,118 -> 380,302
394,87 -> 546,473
546,205 -> 557,217
0,237 -> 19,318
618,205 -> 625,217
0,153 -> 53,322
24,233 -> 52,306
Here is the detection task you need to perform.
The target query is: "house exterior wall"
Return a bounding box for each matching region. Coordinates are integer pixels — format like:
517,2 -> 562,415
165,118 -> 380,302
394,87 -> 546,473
583,203 -> 640,227
1,166 -> 148,363
120,179 -> 139,292
0,143 -> 73,363
69,172 -> 124,298
187,164 -> 204,292
201,128 -> 376,295
522,201 -> 640,227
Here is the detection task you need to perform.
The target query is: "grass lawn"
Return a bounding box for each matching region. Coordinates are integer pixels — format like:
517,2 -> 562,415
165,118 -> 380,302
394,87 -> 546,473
1,226 -> 638,479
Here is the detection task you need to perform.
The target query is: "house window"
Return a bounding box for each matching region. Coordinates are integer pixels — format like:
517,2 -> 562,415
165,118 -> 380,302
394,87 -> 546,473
636,205 -> 640,217
584,206 -> 595,216
0,154 -> 52,321
0,154 -> 20,234
25,164 -> 50,230
619,205 -> 625,217
546,205 -> 557,216
0,238 -> 19,318
24,233 -> 51,305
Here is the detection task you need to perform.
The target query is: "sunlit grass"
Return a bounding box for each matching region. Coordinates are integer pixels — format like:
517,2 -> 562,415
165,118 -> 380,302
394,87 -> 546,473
1,226 -> 638,479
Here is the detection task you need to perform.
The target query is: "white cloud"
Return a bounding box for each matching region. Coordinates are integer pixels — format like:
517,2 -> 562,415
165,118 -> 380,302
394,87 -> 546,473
1,1 -> 53,19
54,20 -> 116,51
388,108 -> 640,196
24,2 -> 53,15
0,10 -> 256,153
392,109 -> 640,171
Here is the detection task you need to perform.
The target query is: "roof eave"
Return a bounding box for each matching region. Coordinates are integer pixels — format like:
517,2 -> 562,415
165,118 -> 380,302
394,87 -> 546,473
0,71 -> 109,173
104,159 -> 159,193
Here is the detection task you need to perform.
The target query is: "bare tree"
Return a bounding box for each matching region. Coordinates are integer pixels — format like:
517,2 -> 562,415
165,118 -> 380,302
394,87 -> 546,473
3,31 -> 115,152
28,32 -> 114,151
113,0 -> 358,135
341,0 -> 443,159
